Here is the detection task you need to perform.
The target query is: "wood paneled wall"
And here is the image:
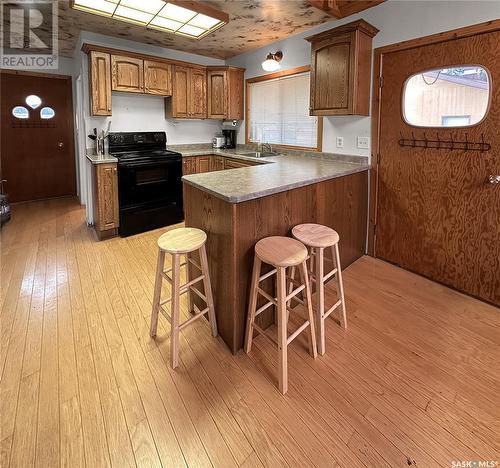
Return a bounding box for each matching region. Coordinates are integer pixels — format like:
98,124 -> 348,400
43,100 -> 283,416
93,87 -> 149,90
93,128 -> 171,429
184,170 -> 368,353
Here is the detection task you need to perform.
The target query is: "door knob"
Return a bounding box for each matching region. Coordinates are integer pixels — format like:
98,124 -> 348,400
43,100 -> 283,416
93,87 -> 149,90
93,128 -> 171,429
488,175 -> 500,184
58,142 -> 64,148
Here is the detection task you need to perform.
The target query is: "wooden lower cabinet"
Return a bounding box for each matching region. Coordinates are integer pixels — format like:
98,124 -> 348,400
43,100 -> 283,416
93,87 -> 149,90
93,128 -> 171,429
183,155 -> 259,175
224,158 -> 252,169
197,155 -> 212,173
182,157 -> 197,175
211,156 -> 225,171
92,163 -> 119,239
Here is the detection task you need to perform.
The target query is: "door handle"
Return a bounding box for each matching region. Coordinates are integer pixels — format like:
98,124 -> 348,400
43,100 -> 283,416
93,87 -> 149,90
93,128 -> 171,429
488,175 -> 500,184
58,142 -> 64,148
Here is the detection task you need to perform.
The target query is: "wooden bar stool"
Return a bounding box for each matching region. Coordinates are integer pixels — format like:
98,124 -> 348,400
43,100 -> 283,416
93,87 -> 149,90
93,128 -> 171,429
244,236 -> 317,394
150,227 -> 217,369
291,223 -> 347,355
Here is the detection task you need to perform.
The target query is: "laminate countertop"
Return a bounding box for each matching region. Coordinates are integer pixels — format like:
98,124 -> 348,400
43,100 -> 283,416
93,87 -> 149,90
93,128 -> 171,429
86,151 -> 118,164
181,150 -> 370,203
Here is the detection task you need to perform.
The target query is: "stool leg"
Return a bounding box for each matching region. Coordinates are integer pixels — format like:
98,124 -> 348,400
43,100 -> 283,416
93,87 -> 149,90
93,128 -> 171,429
200,244 -> 218,337
300,261 -> 317,359
170,254 -> 181,369
333,244 -> 347,329
286,265 -> 296,312
244,255 -> 261,353
150,249 -> 165,337
315,247 -> 326,355
276,267 -> 288,394
186,252 -> 194,315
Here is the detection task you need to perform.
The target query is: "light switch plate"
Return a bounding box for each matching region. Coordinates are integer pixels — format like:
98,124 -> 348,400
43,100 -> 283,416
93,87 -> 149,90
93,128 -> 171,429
357,136 -> 370,149
336,136 -> 344,148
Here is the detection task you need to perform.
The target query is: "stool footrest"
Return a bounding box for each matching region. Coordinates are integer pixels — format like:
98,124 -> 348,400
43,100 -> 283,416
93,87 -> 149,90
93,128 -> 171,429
190,285 -> 207,302
323,268 -> 338,283
285,284 -> 305,302
323,299 -> 342,319
287,321 -> 310,345
257,288 -> 277,306
259,268 -> 277,282
253,324 -> 278,346
255,300 -> 274,318
159,306 -> 172,323
179,307 -> 210,330
188,257 -> 202,271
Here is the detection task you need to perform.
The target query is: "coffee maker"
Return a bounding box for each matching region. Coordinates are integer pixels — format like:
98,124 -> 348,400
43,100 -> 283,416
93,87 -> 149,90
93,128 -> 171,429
222,129 -> 236,149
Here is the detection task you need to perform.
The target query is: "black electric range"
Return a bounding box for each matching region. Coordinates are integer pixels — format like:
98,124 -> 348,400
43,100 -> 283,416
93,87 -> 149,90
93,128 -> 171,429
108,132 -> 184,237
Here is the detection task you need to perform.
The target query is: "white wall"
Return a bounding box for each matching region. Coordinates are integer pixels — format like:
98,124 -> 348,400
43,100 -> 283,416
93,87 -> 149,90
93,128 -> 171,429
227,0 -> 500,159
85,92 -> 221,145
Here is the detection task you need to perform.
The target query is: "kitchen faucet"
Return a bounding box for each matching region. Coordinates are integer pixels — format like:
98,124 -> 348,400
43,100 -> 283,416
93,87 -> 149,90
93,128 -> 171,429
260,142 -> 273,153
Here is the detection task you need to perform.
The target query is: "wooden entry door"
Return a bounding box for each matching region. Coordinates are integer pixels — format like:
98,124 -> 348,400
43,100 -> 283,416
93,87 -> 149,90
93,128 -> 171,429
373,24 -> 500,306
1,72 -> 76,203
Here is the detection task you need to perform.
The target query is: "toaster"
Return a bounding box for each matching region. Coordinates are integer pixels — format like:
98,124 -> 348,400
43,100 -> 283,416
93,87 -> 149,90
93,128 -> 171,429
212,136 -> 225,148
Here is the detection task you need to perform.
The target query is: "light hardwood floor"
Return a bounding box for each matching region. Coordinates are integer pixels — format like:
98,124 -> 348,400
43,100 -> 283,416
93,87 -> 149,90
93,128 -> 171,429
1,197 -> 499,468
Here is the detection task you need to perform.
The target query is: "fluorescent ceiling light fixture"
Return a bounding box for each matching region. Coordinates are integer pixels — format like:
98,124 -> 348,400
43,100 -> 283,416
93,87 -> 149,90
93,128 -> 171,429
71,0 -> 229,39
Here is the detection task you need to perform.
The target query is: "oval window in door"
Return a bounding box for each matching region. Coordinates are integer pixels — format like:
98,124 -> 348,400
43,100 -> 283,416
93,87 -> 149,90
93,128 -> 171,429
12,106 -> 29,119
40,107 -> 55,119
25,95 -> 42,109
403,66 -> 490,127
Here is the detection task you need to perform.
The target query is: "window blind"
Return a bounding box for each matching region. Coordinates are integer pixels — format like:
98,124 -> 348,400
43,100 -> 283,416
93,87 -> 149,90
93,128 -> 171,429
249,72 -> 318,149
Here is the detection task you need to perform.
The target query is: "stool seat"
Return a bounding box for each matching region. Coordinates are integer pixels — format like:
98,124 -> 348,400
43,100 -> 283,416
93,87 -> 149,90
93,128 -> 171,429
158,227 -> 207,254
255,236 -> 308,267
292,223 -> 339,248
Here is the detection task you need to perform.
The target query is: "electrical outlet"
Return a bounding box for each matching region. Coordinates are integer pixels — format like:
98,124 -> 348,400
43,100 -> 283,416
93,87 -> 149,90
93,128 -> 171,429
357,136 -> 370,149
336,136 -> 344,148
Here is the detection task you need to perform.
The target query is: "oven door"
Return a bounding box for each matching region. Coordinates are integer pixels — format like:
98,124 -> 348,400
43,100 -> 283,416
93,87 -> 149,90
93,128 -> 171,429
118,157 -> 182,208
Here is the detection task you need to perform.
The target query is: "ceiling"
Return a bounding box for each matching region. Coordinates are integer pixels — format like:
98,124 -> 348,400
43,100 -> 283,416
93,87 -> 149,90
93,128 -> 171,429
57,1 -> 338,59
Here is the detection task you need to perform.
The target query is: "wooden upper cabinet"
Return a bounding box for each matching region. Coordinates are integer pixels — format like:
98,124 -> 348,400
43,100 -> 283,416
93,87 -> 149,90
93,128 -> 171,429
190,67 -> 207,119
167,66 -> 206,119
207,69 -> 227,119
306,20 -> 378,116
89,51 -> 112,116
170,66 -> 190,118
111,55 -> 144,93
207,67 -> 244,120
144,60 -> 172,96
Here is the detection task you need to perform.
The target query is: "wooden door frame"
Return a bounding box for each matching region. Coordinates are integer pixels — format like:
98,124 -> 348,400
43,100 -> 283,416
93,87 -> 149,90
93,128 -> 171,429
0,69 -> 77,200
368,19 -> 500,256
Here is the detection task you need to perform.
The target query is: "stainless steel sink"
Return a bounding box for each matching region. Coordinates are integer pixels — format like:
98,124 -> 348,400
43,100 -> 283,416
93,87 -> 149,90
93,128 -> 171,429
237,151 -> 280,158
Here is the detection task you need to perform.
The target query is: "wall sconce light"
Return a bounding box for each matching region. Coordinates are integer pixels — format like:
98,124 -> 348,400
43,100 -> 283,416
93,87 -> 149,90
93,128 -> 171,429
262,51 -> 283,72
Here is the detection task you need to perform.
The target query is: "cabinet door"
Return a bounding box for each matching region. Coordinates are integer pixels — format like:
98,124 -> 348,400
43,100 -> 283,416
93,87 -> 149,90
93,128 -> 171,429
207,70 -> 227,119
111,55 -> 144,93
172,66 -> 190,118
90,51 -> 112,116
211,156 -> 225,171
197,156 -> 212,173
182,157 -> 197,175
227,69 -> 244,120
190,68 -> 207,118
144,60 -> 172,96
225,158 -> 251,169
310,34 -> 354,115
96,163 -> 119,230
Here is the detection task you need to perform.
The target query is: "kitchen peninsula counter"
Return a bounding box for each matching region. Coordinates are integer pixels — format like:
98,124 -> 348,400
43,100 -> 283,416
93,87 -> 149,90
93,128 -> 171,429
182,151 -> 369,353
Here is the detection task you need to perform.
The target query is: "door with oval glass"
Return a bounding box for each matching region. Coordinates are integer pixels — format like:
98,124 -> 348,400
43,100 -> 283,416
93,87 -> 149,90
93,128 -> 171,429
373,23 -> 500,306
0,71 -> 76,203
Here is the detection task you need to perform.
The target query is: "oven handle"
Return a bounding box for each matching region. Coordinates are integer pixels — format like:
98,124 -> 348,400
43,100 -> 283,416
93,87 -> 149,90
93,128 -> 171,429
119,159 -> 181,169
